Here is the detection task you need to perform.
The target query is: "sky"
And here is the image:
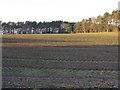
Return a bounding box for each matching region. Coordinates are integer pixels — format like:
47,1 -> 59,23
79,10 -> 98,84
0,0 -> 119,22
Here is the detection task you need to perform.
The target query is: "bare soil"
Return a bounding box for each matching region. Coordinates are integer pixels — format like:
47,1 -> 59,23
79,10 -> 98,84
2,45 -> 119,88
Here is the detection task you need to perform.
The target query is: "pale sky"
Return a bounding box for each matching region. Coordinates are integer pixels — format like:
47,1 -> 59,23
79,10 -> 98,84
0,0 -> 119,22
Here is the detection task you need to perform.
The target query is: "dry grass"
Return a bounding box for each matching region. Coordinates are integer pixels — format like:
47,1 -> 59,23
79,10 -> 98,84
1,32 -> 118,46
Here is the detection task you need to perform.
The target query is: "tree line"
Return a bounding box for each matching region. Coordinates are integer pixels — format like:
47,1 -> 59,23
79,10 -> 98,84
73,10 -> 120,33
1,10 -> 120,34
1,21 -> 75,34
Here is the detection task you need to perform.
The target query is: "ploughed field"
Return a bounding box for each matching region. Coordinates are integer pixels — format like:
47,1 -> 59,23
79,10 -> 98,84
1,33 -> 119,88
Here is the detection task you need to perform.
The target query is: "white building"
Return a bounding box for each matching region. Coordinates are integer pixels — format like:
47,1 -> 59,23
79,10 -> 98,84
0,21 -> 3,35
